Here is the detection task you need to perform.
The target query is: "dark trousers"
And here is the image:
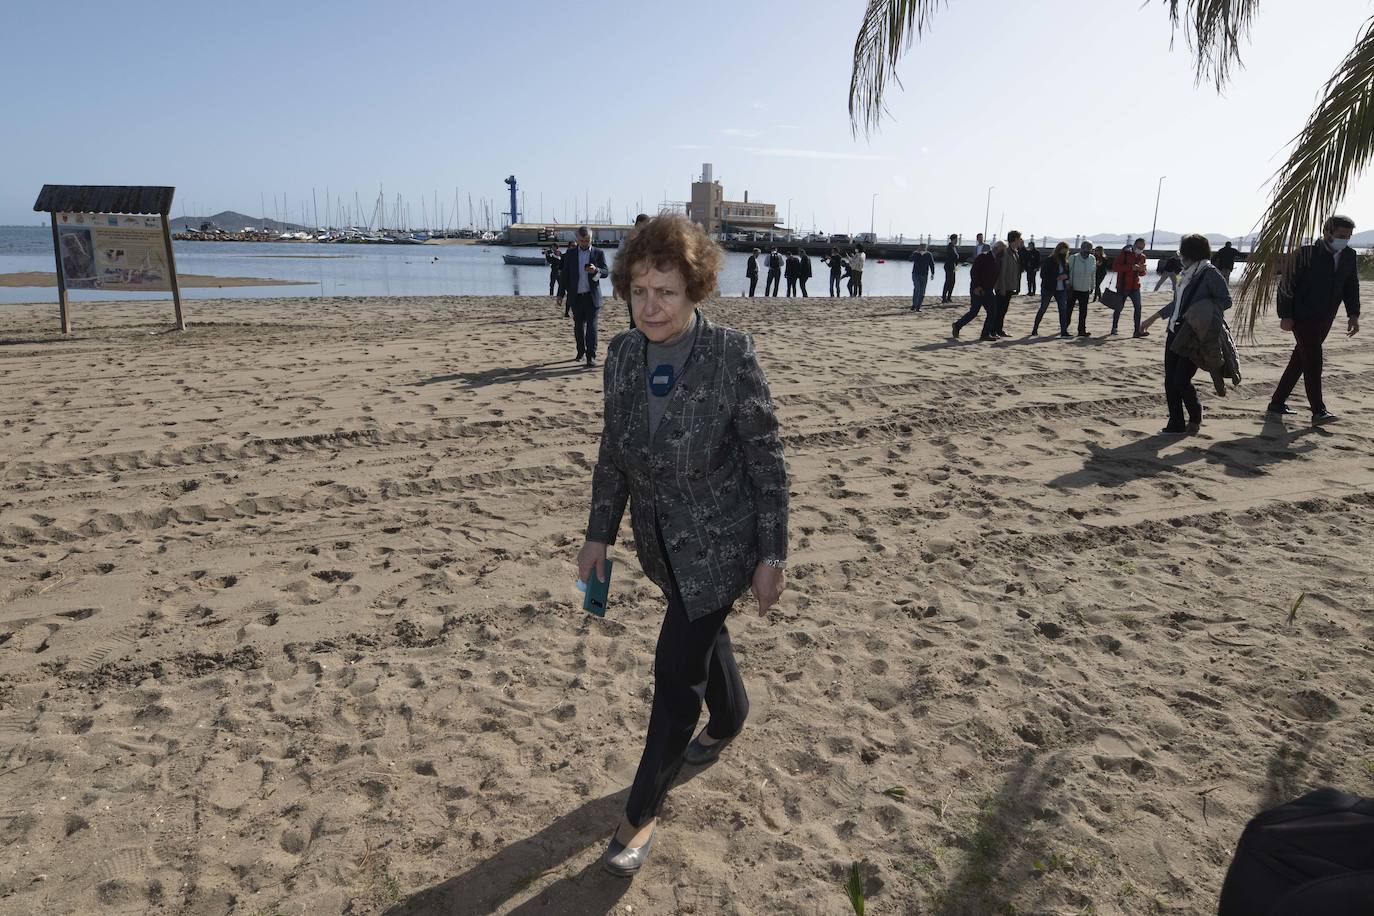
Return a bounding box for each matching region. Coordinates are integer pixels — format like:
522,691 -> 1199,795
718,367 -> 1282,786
785,277 -> 797,296
1164,333 -> 1201,428
549,272 -> 560,296
1069,290 -> 1090,334
799,277 -> 808,297
851,272 -> 863,296
829,271 -> 842,296
954,291 -> 992,333
1033,288 -> 1066,332
1270,312 -> 1336,413
765,270 -> 781,296
625,547 -> 748,827
747,275 -> 757,297
982,291 -> 1012,337
1112,288 -> 1142,334
571,293 -> 598,359
1025,269 -> 1037,295
942,268 -> 957,302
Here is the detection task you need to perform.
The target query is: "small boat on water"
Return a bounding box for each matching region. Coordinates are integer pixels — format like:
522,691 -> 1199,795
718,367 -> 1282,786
503,254 -> 551,266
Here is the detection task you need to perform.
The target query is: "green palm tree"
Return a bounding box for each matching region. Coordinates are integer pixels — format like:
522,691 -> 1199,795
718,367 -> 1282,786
849,1 -> 1374,336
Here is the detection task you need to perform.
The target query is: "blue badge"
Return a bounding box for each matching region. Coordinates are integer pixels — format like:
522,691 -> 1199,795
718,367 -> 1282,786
649,363 -> 675,397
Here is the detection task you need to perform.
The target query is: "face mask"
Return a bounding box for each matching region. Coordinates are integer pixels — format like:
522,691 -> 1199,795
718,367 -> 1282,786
1330,238 -> 1350,251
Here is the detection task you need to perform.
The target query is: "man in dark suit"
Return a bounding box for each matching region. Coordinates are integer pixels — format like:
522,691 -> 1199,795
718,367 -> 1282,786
942,233 -> 960,302
1266,215 -> 1361,423
1021,241 -> 1041,296
555,226 -> 610,367
764,246 -> 783,297
746,247 -> 760,297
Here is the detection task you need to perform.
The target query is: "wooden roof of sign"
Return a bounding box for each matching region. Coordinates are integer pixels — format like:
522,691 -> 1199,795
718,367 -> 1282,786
33,185 -> 176,216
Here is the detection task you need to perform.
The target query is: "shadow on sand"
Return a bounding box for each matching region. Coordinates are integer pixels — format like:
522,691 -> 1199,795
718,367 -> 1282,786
415,359 -> 592,388
1050,415 -> 1325,490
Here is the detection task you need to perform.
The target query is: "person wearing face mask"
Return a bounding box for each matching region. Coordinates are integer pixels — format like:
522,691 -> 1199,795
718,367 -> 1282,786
1032,242 -> 1071,337
1138,233 -> 1231,434
1068,241 -> 1098,337
1265,214 -> 1361,423
580,214 -> 789,877
1110,237 -> 1149,337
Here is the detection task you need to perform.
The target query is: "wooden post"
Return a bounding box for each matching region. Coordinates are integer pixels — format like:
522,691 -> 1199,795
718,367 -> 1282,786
160,212 -> 185,330
49,212 -> 71,335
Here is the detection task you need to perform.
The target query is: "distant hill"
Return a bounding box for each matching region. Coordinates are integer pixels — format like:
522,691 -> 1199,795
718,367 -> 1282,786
169,211 -> 307,232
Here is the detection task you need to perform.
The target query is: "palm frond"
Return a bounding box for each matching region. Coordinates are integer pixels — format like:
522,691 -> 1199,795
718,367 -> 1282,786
1235,16 -> 1374,337
1165,0 -> 1260,90
848,0 -> 947,136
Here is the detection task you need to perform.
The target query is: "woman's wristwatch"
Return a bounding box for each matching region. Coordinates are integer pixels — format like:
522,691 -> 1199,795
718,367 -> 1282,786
761,557 -> 787,570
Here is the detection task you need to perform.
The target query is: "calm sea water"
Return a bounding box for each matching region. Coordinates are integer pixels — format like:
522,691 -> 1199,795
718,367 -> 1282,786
0,225 -> 1157,305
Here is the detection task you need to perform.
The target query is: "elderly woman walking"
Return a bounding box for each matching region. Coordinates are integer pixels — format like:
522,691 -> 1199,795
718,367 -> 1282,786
1139,233 -> 1232,434
577,214 -> 790,877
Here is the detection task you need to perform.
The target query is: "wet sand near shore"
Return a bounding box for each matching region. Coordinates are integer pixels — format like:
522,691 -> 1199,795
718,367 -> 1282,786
0,293 -> 1370,915
0,271 -> 311,289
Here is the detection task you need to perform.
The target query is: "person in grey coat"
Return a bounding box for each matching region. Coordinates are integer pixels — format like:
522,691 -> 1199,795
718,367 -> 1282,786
578,214 -> 789,877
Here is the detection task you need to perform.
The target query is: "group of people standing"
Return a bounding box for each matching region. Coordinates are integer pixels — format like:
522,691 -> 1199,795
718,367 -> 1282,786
746,245 -> 868,297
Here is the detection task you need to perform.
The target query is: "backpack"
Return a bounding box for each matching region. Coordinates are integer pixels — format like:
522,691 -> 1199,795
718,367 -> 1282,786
1218,788 -> 1374,916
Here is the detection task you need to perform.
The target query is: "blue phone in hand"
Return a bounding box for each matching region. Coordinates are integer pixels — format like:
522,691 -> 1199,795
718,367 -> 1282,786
583,559 -> 613,617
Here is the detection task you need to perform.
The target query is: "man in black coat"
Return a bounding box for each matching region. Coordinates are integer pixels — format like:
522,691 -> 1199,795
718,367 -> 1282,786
1021,241 -> 1042,296
1266,215 -> 1361,423
746,248 -> 760,297
1214,241 -> 1241,279
764,246 -> 783,297
941,233 -> 959,302
797,249 -> 812,297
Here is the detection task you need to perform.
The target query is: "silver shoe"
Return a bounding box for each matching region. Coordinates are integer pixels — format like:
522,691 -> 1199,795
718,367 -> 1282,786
602,826 -> 655,877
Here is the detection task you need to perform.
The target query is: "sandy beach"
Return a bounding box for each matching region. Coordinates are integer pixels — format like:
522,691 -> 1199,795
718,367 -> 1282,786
0,291 -> 1370,915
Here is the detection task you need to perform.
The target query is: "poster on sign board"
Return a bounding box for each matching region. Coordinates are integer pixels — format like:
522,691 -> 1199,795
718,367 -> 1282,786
55,212 -> 170,291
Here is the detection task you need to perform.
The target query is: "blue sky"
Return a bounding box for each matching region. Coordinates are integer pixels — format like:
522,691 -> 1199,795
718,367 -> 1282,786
3,0 -> 1371,239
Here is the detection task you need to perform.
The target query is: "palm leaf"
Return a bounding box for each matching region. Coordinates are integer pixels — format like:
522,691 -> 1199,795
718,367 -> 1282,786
1235,17 -> 1374,337
848,0 -> 946,136
1165,0 -> 1260,90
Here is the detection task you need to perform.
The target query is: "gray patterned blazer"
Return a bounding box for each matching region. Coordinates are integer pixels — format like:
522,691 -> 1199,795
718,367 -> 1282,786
585,311 -> 789,621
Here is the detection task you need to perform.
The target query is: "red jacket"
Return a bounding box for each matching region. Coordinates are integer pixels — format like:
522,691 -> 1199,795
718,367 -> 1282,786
970,251 -> 998,291
1112,249 -> 1146,291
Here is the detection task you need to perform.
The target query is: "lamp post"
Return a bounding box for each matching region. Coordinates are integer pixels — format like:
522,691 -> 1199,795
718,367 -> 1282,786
1150,176 -> 1166,250
983,186 -> 995,240
787,198 -> 793,235
870,193 -> 878,237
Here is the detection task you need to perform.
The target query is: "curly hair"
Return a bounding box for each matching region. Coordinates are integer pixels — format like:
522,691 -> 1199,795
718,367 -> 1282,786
610,214 -> 723,303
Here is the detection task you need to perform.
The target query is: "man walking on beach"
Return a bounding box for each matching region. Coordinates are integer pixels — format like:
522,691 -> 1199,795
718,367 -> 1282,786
989,231 -> 1023,338
1266,215 -> 1361,423
953,243 -> 998,340
784,250 -> 800,297
555,226 -> 609,367
972,232 -> 989,258
1215,241 -> 1241,280
746,248 -> 760,297
910,243 -> 935,311
765,246 -> 783,297
942,233 -> 960,302
1068,241 -> 1097,337
797,248 -> 812,297
546,244 -> 563,297
1111,238 -> 1148,336
1022,241 -> 1041,296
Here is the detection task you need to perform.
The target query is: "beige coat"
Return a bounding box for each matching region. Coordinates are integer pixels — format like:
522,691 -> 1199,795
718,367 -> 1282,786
995,246 -> 1022,295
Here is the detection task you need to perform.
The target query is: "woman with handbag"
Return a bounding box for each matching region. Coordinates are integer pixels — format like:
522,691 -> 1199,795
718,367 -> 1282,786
577,214 -> 790,877
1138,233 -> 1232,433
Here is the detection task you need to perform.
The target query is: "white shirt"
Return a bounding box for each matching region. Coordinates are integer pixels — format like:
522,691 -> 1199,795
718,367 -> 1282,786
850,251 -> 866,271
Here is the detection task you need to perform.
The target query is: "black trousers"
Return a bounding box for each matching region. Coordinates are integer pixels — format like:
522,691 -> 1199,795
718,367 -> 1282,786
785,277 -> 797,296
1271,312 -> 1336,413
747,275 -> 757,297
625,542 -> 748,827
828,271 -> 842,297
982,291 -> 1012,337
571,293 -> 598,359
850,272 -> 863,296
1025,269 -> 1037,295
1164,333 -> 1201,427
942,268 -> 957,302
549,272 -> 560,296
799,277 -> 808,297
954,291 -> 992,333
765,270 -> 781,296
1069,290 -> 1090,334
